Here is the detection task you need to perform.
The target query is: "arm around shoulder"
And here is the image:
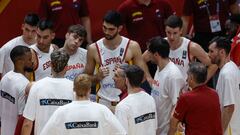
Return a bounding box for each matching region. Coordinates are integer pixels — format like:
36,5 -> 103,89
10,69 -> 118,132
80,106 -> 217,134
130,41 -> 152,80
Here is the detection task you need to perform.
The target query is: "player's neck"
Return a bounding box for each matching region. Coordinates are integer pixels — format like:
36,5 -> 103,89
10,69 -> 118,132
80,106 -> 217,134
191,83 -> 204,90
219,56 -> 230,69
14,67 -> 25,75
37,44 -> 51,53
75,96 -> 89,101
51,71 -> 65,78
170,37 -> 182,50
22,35 -> 35,45
62,45 -> 76,56
104,35 -> 122,50
128,87 -> 141,94
157,59 -> 170,71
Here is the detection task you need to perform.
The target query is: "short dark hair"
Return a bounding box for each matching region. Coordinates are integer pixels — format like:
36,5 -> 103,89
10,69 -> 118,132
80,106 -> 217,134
68,24 -> 87,38
209,36 -> 231,55
50,50 -> 69,73
103,10 -> 122,27
188,62 -> 207,84
148,36 -> 170,58
125,65 -> 144,87
10,46 -> 31,64
24,13 -> 39,26
37,19 -> 54,31
165,15 -> 183,28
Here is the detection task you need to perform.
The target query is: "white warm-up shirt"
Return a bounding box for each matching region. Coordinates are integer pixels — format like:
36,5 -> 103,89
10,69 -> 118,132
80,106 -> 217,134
40,100 -> 126,135
23,77 -> 74,135
151,62 -> 185,135
216,61 -> 240,135
115,91 -> 157,135
0,36 -> 32,76
0,71 -> 29,135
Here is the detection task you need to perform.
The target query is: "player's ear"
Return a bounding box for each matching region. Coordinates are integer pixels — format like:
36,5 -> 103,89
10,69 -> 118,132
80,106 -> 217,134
118,25 -> 123,32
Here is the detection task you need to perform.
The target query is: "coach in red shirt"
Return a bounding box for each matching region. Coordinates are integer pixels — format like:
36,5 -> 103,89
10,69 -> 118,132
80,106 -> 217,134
38,0 -> 92,47
168,62 -> 222,135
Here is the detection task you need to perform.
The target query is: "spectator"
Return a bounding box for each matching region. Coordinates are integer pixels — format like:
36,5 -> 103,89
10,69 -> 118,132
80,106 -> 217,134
118,0 -> 174,78
182,0 -> 239,51
225,14 -> 240,67
38,0 -> 92,47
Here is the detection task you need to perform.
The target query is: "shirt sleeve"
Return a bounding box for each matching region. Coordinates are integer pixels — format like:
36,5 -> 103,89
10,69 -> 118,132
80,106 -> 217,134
105,106 -> 127,135
222,75 -> 236,107
17,77 -> 30,115
117,2 -> 128,26
115,104 -> 129,132
166,75 -> 185,105
173,95 -> 188,122
40,108 -> 61,135
23,84 -> 38,121
0,47 -> 5,74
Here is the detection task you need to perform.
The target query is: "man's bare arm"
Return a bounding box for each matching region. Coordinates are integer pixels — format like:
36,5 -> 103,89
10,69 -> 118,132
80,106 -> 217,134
222,104 -> 234,133
168,116 -> 180,135
181,16 -> 191,36
84,44 -> 104,84
190,42 -> 218,82
21,118 -> 33,135
130,41 -> 152,81
81,16 -> 93,44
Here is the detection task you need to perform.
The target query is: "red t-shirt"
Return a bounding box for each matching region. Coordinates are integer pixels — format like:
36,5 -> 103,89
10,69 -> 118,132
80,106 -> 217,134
38,0 -> 89,39
230,28 -> 240,67
183,0 -> 236,33
118,0 -> 173,52
174,85 -> 222,135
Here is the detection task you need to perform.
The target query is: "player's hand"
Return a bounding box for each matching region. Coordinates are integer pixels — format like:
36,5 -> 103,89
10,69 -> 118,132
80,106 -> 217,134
146,76 -> 154,87
97,66 -> 109,81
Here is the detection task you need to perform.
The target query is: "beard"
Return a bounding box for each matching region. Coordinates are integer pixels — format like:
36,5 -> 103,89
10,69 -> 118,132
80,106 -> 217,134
211,57 -> 221,66
104,32 -> 118,40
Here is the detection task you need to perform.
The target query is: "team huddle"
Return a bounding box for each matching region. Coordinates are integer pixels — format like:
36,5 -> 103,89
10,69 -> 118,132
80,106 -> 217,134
1,0 -> 240,135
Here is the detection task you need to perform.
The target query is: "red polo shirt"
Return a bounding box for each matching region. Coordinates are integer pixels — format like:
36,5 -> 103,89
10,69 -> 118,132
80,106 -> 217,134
174,85 -> 222,135
118,0 -> 173,52
38,0 -> 89,39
